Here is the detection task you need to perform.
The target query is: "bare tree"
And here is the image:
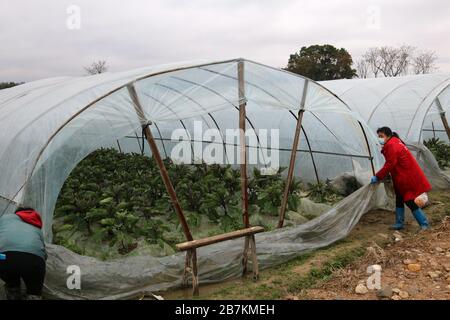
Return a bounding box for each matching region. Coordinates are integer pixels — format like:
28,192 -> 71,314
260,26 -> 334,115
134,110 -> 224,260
363,48 -> 383,77
355,59 -> 369,78
413,51 -> 438,74
379,45 -> 415,77
363,45 -> 415,77
84,60 -> 108,75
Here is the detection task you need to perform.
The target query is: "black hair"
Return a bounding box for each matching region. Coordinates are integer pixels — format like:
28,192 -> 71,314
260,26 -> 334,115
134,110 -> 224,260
15,207 -> 35,213
376,127 -> 403,143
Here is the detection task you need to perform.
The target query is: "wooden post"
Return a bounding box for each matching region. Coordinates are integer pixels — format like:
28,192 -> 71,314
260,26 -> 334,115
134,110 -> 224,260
238,61 -> 249,228
238,61 -> 258,278
191,249 -> 199,295
358,121 -> 376,176
277,110 -> 305,228
277,80 -> 308,229
440,112 -> 450,142
127,83 -> 193,242
249,235 -> 259,280
181,249 -> 199,296
432,122 -> 436,139
436,98 -> 450,142
127,83 -> 199,295
176,226 -> 264,251
242,234 -> 259,280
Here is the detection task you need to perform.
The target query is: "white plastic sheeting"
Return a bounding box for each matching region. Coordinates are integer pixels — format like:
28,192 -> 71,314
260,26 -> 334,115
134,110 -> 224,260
321,74 -> 450,144
0,59 -> 380,241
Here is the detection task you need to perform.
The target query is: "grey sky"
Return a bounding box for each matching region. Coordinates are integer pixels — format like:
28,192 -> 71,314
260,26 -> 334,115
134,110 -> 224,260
1,0 -> 449,82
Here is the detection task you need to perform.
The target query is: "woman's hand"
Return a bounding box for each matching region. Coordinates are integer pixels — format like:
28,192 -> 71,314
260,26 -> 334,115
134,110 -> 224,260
370,176 -> 378,184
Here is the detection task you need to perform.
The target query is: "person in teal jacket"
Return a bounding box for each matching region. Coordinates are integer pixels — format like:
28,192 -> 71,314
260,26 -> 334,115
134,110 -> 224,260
0,207 -> 47,300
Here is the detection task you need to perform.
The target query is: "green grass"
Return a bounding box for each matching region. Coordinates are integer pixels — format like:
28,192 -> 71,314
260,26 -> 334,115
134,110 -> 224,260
205,242 -> 368,300
286,247 -> 365,293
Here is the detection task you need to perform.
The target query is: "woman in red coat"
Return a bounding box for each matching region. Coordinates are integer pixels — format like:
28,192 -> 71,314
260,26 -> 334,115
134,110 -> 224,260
370,127 -> 431,230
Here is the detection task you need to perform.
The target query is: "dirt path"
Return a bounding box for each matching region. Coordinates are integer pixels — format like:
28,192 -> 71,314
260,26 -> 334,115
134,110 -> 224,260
164,190 -> 450,300
302,190 -> 450,300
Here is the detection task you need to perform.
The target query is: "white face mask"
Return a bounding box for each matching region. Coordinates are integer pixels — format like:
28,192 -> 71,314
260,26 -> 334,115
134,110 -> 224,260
378,137 -> 385,145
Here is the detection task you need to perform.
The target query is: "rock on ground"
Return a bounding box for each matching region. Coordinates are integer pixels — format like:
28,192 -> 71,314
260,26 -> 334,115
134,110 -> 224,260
376,286 -> 393,299
355,284 -> 369,294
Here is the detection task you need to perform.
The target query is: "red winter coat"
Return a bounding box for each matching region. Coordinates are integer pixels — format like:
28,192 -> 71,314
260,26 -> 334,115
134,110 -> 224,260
375,136 -> 431,202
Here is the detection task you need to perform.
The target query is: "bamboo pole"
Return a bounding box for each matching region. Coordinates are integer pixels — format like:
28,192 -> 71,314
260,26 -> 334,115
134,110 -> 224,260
127,84 -> 193,242
432,122 -> 436,139
436,98 -> 450,142
238,61 -> 249,228
301,127 -> 320,184
358,121 -> 376,176
238,61 -> 255,278
440,112 -> 450,142
278,80 -> 309,229
249,235 -> 259,280
191,249 -> 199,295
278,110 -> 305,228
176,226 -> 264,251
289,110 -> 319,183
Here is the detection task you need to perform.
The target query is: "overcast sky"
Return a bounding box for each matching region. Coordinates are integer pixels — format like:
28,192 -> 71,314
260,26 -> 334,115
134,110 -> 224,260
1,0 -> 449,82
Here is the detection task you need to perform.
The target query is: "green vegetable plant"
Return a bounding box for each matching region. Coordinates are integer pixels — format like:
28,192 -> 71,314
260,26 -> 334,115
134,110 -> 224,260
306,180 -> 342,204
424,137 -> 450,169
53,148 -> 342,259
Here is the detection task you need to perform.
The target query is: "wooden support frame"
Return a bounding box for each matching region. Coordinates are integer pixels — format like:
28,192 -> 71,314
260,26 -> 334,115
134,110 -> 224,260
127,62 -> 262,296
177,226 -> 264,287
358,121 -> 376,176
127,84 -> 193,242
436,98 -> 450,141
242,234 -> 259,280
182,249 -> 199,296
440,112 -> 450,141
176,226 -> 264,251
238,60 -> 249,228
128,83 -> 199,295
277,80 -> 308,229
237,60 -> 260,279
432,122 -> 436,139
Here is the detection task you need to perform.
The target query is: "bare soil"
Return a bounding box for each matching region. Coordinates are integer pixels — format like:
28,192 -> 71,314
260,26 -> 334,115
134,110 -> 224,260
302,190 -> 450,300
163,190 -> 450,300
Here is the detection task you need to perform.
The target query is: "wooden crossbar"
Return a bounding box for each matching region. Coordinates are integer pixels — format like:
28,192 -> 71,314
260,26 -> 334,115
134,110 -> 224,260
176,226 -> 264,251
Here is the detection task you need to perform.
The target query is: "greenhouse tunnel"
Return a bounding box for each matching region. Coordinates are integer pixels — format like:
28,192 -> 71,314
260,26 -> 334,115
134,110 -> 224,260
0,59 -> 389,299
321,74 -> 450,147
0,58 -> 381,240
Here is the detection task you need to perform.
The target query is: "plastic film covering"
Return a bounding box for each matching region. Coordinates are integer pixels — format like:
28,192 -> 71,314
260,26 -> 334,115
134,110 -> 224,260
321,74 -> 450,187
0,59 -> 380,237
0,59 -> 225,213
321,74 -> 450,143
